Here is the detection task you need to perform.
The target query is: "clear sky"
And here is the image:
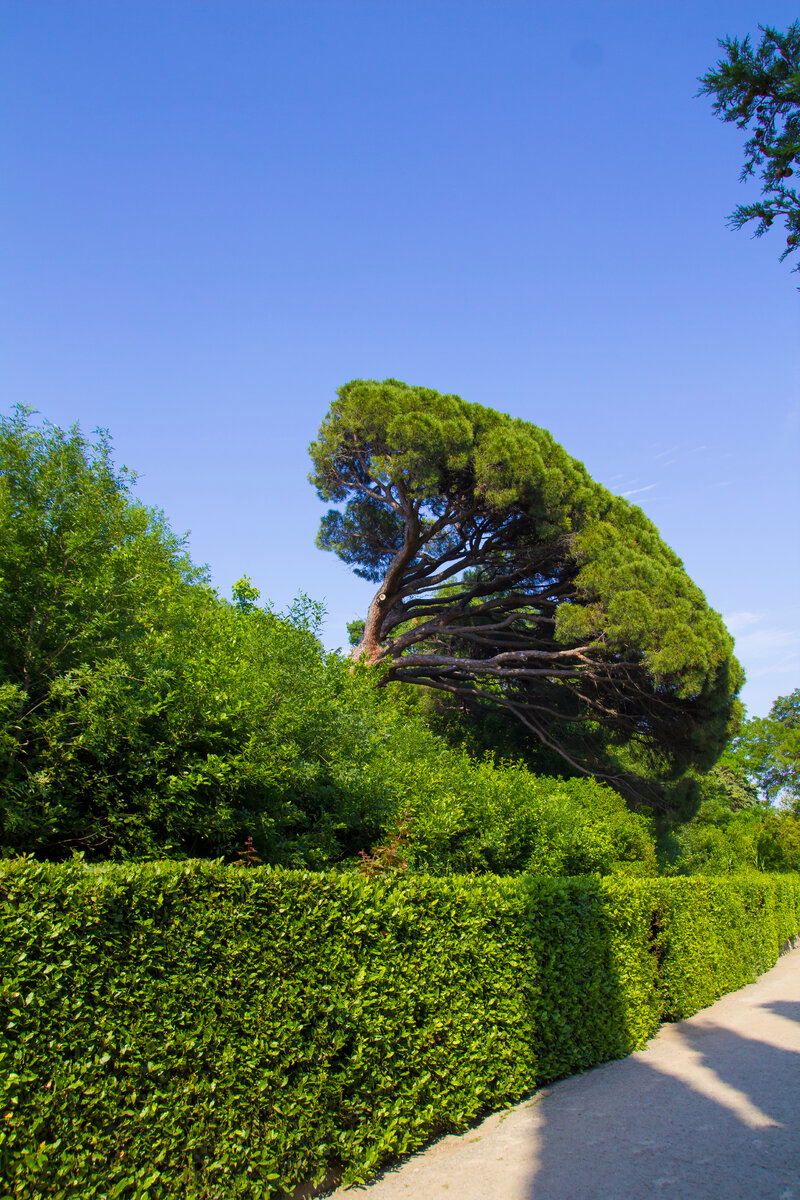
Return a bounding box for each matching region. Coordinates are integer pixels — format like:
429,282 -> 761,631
2,1 -> 798,717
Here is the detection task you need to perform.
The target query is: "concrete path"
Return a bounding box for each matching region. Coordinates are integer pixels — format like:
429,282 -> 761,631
331,945 -> 800,1200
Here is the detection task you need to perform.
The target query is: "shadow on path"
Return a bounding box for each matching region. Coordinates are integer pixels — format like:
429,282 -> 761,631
526,1023 -> 800,1199
330,948 -> 800,1200
763,999 -> 800,1024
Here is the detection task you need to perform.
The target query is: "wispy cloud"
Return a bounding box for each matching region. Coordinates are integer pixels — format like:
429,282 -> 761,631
622,483 -> 656,498
724,612 -> 800,689
723,611 -> 761,636
654,443 -> 708,461
738,628 -> 800,655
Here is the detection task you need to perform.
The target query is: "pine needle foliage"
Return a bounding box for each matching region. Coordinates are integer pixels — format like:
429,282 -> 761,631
310,379 -> 742,819
698,22 -> 800,278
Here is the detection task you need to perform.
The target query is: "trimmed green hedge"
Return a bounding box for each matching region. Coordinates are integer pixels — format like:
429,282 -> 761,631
1,861 -> 798,1199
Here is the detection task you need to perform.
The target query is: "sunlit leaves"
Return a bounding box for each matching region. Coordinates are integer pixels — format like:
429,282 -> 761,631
3,859 -> 798,1196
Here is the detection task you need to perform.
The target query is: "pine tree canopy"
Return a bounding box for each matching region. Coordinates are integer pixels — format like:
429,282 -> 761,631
698,21 -> 800,277
309,379 -> 743,818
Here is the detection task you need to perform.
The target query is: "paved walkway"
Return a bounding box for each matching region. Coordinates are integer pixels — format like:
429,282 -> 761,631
331,945 -> 800,1200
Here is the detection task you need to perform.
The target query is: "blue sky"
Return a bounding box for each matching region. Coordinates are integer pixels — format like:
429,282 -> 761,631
2,0 -> 798,717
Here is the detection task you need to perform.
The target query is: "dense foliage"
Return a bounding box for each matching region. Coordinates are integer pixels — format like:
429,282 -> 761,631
658,694 -> 800,873
310,379 -> 742,819
1,409 -> 796,1198
0,408 -> 654,873
2,859 -> 798,1198
667,793 -> 800,875
699,22 -> 800,278
730,688 -> 800,807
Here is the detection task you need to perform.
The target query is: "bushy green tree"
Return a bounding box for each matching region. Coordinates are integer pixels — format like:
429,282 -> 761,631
731,688 -> 800,807
698,22 -> 800,277
310,379 -> 742,820
0,409 -> 343,858
0,407 -> 200,852
665,692 -> 800,873
667,801 -> 800,875
0,407 -> 198,700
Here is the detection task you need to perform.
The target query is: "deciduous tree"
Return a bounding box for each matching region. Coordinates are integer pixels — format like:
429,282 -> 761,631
731,688 -> 800,807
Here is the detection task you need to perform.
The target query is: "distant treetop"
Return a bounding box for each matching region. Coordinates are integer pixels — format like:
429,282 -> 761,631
698,22 -> 800,279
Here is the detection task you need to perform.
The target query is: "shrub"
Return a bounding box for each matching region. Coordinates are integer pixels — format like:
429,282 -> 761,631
2,858 -> 798,1198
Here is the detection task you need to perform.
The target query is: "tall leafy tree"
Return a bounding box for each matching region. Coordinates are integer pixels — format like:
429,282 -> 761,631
0,407 -> 201,852
698,22 -> 800,277
0,406 -> 199,702
730,688 -> 800,807
310,379 -> 742,818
